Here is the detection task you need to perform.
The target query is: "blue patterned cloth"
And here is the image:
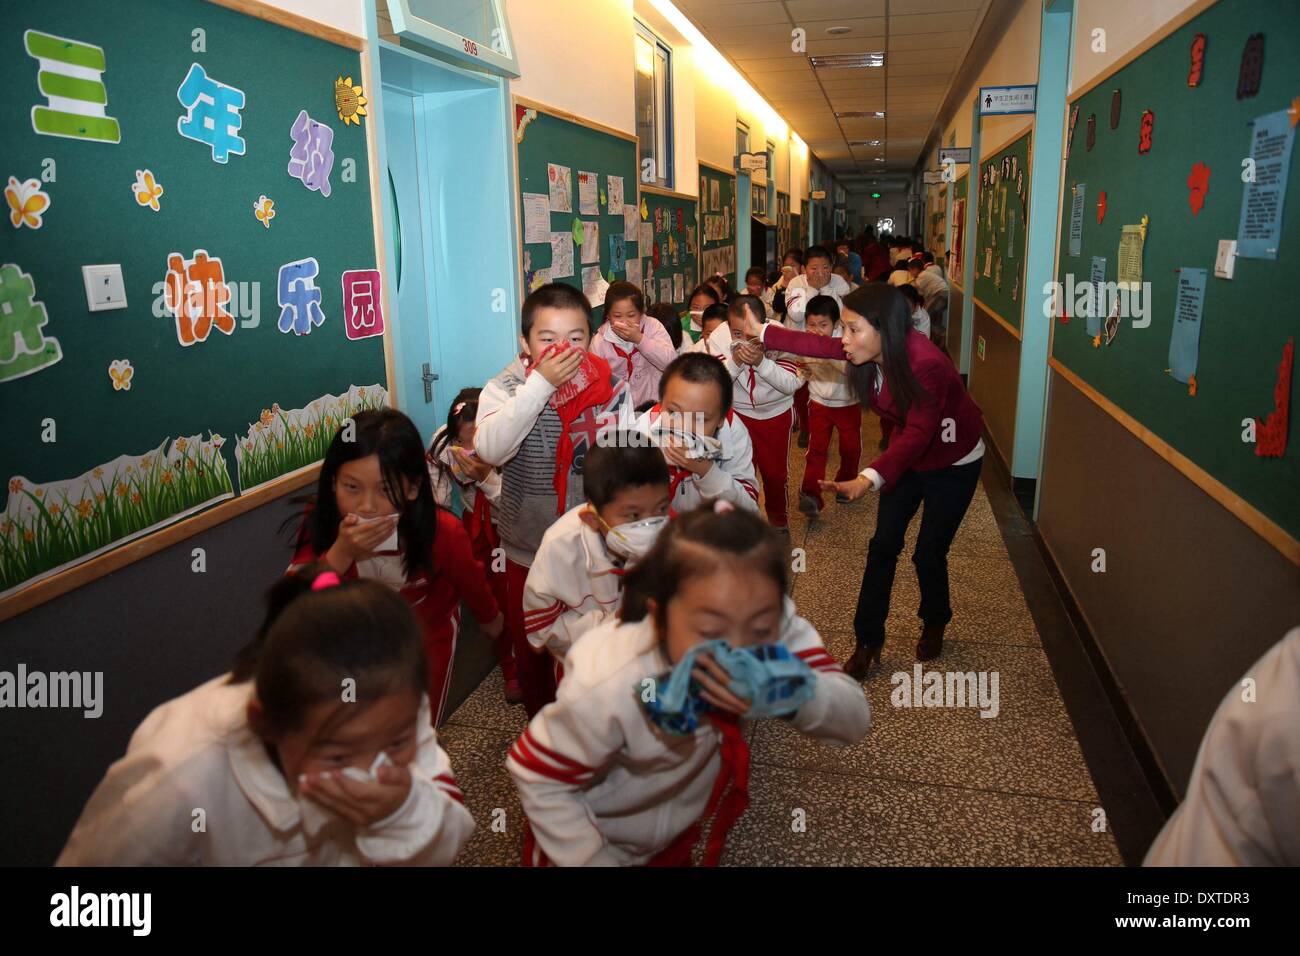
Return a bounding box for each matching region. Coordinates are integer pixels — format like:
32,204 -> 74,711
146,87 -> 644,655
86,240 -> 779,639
640,640 -> 816,735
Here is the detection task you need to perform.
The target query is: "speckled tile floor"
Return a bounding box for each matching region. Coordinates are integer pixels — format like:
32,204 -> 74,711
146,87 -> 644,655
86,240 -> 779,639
440,413 -> 1123,866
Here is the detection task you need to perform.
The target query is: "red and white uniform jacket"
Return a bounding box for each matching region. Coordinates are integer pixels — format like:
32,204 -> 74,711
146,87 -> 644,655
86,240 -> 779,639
590,319 -> 678,410
632,404 -> 759,513
708,323 -> 801,420
506,599 -> 871,866
57,677 -> 473,866
801,327 -> 855,408
523,504 -> 625,661
288,508 -> 500,644
782,273 -> 850,331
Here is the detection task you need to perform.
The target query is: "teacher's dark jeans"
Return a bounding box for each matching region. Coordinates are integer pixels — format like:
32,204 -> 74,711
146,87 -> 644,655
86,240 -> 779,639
853,457 -> 983,650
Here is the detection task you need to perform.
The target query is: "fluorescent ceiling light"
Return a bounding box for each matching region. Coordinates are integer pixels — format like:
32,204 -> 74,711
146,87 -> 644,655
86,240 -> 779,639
810,53 -> 885,69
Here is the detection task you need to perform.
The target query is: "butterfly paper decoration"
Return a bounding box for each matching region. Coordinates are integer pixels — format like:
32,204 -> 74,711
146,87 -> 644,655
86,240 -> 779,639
6,176 -> 50,229
109,359 -> 134,392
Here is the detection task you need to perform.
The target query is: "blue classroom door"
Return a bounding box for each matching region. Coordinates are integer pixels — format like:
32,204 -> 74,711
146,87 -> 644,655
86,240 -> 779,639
382,86 -> 439,441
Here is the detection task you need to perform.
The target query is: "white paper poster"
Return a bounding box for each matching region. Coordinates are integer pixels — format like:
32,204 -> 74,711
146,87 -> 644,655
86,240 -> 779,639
523,193 -> 551,244
548,163 -> 572,214
660,278 -> 673,303
549,232 -> 574,278
624,204 -> 640,239
625,257 -> 642,287
1068,183 -> 1085,257
578,170 -> 599,215
607,175 -> 624,215
640,222 -> 654,248
582,266 -> 606,306
580,219 -> 600,264
673,272 -> 684,303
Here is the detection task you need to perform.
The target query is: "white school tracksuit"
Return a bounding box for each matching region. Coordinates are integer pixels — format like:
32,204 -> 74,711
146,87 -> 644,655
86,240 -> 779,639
781,273 -> 851,331
523,503 -> 624,663
631,404 -> 759,513
707,321 -> 801,526
428,424 -> 502,513
57,677 -> 474,866
507,598 -> 871,866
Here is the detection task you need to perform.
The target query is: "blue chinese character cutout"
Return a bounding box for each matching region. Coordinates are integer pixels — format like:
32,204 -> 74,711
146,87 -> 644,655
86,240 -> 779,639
176,63 -> 246,164
277,257 -> 325,336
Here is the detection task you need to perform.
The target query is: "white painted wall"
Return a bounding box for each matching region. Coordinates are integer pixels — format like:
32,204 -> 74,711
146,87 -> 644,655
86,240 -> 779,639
256,0 -> 365,35
942,0 -> 1042,160
1071,0 -> 1204,93
506,0 -> 636,134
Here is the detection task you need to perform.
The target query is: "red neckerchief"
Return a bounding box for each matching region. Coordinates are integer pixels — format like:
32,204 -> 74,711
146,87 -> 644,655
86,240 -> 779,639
645,712 -> 751,867
467,491 -> 496,549
745,367 -> 758,407
525,349 -> 614,513
608,327 -> 638,379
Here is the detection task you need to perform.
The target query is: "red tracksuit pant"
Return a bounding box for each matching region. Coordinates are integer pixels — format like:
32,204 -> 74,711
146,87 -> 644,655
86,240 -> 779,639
738,408 -> 794,528
801,400 -> 862,508
793,383 -> 810,434
505,558 -> 557,718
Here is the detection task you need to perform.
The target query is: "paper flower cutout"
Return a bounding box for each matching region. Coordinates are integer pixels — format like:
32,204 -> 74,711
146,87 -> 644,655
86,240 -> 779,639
6,176 -> 50,229
1290,96 -> 1300,129
1187,374 -> 1197,397
109,359 -> 134,391
515,106 -> 537,144
1255,337 -> 1294,458
1097,190 -> 1107,224
1187,162 -> 1210,215
335,76 -> 367,125
131,169 -> 163,212
254,194 -> 275,228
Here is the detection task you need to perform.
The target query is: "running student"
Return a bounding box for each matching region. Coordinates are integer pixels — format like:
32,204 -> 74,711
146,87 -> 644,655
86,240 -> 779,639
289,408 -> 502,726
708,294 -> 800,531
428,388 -> 518,704
58,567 -> 474,866
634,352 -> 759,513
524,438 -> 670,671
507,504 -> 870,866
475,282 -> 631,716
796,295 -> 861,517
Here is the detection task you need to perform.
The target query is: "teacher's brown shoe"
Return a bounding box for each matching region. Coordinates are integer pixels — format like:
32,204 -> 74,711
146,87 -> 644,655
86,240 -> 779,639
916,624 -> 945,662
845,645 -> 882,681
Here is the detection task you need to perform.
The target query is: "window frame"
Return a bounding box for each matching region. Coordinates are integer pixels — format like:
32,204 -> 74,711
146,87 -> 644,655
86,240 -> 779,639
634,20 -> 674,190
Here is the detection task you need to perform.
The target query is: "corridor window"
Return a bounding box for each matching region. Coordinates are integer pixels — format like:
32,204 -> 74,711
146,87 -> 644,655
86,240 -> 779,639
635,23 -> 673,188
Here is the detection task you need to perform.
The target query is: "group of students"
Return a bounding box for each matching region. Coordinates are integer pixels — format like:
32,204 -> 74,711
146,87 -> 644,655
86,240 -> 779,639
56,236 -> 974,867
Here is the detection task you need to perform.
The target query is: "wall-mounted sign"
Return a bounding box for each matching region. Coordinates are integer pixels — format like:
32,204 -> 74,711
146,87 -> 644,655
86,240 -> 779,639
979,85 -> 1037,115
939,147 -> 972,164
737,152 -> 768,173
811,189 -> 827,200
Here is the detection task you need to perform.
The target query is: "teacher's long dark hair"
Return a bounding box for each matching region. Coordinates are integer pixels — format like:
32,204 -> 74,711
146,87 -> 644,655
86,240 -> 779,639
843,283 -> 931,422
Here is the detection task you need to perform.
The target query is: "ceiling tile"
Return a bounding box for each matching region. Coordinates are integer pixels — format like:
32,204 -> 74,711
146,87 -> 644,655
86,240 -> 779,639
783,0 -> 887,23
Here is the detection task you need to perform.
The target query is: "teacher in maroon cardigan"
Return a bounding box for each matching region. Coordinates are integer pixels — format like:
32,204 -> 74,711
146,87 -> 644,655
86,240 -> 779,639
744,283 -> 985,678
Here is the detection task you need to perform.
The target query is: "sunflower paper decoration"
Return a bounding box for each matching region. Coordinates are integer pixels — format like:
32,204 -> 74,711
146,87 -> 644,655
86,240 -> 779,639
131,169 -> 164,212
335,76 -> 367,126
254,195 -> 275,228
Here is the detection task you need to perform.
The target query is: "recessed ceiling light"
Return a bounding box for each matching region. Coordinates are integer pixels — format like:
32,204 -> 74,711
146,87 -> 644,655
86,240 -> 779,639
810,53 -> 885,69
835,111 -> 886,120
826,26 -> 852,36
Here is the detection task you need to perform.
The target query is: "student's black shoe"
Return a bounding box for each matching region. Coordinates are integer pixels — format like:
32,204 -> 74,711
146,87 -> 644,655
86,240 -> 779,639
797,429 -> 810,448
845,645 -> 882,681
916,624 -> 945,661
835,493 -> 851,504
798,493 -> 820,517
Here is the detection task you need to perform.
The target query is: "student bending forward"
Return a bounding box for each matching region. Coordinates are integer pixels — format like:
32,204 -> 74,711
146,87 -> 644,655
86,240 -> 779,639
507,504 -> 870,866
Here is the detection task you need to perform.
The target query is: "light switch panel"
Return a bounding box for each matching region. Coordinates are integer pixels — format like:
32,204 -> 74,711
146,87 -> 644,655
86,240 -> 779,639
83,264 -> 127,312
1214,240 -> 1237,280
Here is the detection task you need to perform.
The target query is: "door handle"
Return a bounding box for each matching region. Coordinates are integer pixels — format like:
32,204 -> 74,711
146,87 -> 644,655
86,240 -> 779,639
422,362 -> 438,403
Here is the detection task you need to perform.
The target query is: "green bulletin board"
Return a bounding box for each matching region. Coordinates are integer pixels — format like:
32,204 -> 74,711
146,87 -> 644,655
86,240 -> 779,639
1052,0 -> 1299,546
951,173 -> 969,287
514,100 -> 639,326
0,0 -> 387,603
698,162 -> 737,288
638,188 -> 697,312
974,130 -> 1032,330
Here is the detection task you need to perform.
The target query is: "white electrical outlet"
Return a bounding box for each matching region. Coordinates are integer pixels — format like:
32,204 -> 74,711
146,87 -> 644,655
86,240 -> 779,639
82,264 -> 127,312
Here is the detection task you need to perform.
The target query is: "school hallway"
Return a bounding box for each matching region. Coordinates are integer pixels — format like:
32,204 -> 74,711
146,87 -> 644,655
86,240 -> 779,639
440,412 -> 1138,866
